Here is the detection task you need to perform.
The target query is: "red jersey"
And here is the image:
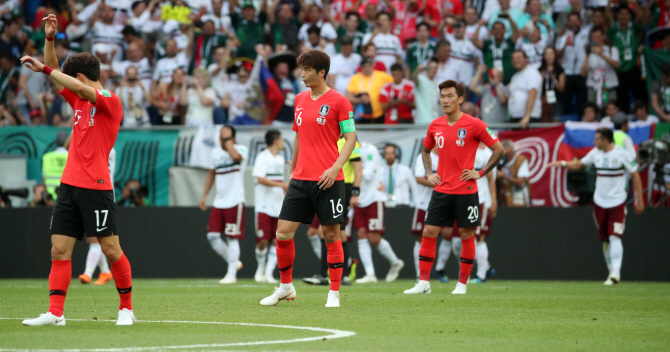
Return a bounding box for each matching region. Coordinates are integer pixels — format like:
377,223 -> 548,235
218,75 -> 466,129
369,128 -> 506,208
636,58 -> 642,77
425,0 -> 464,37
423,114 -> 498,195
59,87 -> 122,190
292,89 -> 353,181
390,0 -> 421,48
379,79 -> 415,124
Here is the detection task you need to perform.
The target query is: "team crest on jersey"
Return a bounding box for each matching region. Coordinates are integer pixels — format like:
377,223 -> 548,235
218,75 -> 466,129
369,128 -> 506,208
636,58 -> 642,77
457,128 -> 467,139
319,105 -> 330,116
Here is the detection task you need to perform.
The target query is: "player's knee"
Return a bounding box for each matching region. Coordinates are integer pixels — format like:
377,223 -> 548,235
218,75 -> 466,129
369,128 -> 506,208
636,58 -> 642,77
257,240 -> 268,250
368,234 -> 381,247
206,232 -> 221,242
460,228 -> 475,240
421,226 -> 439,238
50,245 -> 72,260
339,230 -> 348,242
276,232 -> 294,241
415,235 -> 422,243
307,229 -> 318,237
100,242 -> 122,262
357,228 -> 368,239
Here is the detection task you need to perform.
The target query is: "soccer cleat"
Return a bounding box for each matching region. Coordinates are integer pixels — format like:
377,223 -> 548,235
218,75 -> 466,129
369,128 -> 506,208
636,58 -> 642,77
486,268 -> 496,279
236,260 -> 243,271
264,275 -> 278,284
325,290 -> 340,308
79,273 -> 91,284
604,277 -> 614,285
355,274 -> 378,284
302,274 -> 329,285
218,275 -> 237,284
609,274 -> 620,284
404,280 -> 431,294
385,259 -> 405,282
254,266 -> 266,283
452,282 -> 467,294
436,270 -> 449,283
116,308 -> 136,326
349,259 -> 358,281
22,312 -> 66,326
94,272 -> 113,285
469,277 -> 486,284
341,276 -> 352,286
260,285 -> 296,306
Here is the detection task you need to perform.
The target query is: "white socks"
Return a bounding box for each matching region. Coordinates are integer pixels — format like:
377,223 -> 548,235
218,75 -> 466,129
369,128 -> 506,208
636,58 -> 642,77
602,241 -> 612,273
435,240 -> 452,272
84,243 -> 102,277
265,245 -> 277,278
357,239 -> 375,276
255,246 -> 268,268
413,241 -> 421,278
308,235 -> 321,260
475,241 -> 490,280
376,238 -> 399,265
207,232 -> 229,262
451,237 -> 462,260
226,238 -> 240,278
98,252 -> 110,274
608,236 -> 623,277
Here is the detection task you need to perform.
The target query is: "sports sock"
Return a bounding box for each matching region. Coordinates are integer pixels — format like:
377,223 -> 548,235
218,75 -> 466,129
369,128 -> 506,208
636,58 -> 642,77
255,246 -> 268,269
308,235 -> 321,260
207,232 -> 229,262
320,239 -> 328,277
376,238 -> 399,265
475,241 -> 490,280
84,243 -> 102,277
276,238 -> 295,284
110,252 -> 132,310
419,236 -> 437,281
602,241 -> 612,273
48,259 -> 71,317
327,240 -> 344,291
98,254 -> 110,274
226,238 -> 240,278
413,241 -> 421,278
451,237 -> 462,260
434,240 -> 451,272
342,241 -> 350,278
357,239 -> 375,276
458,236 -> 476,285
608,235 -> 623,277
264,245 -> 277,278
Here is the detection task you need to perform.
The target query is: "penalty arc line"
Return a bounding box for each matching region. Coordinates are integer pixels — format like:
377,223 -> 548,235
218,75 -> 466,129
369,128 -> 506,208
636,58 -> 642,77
0,318 -> 356,352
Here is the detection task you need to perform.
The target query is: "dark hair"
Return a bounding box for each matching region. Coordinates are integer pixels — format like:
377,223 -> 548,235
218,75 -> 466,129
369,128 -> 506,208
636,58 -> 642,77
223,125 -> 236,138
339,36 -> 354,45
616,5 -> 631,16
539,46 -> 557,72
568,11 -> 582,21
297,49 -> 330,79
583,102 -> 598,113
436,39 -> 451,50
0,53 -> 15,62
661,63 -> 670,76
590,25 -> 605,35
376,11 -> 392,21
306,25 -> 321,37
596,127 -> 614,143
416,22 -> 431,32
62,52 -> 101,81
438,80 -> 466,98
122,25 -> 139,37
131,0 -> 145,11
606,101 -> 619,110
513,49 -> 528,59
632,100 -> 647,113
345,11 -> 360,21
592,7 -> 606,15
390,63 -> 403,72
492,21 -> 506,29
54,39 -> 70,50
265,129 -> 282,146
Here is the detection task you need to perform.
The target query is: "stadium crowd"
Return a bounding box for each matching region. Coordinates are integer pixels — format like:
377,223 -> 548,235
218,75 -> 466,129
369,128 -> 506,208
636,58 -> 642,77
0,0 -> 669,128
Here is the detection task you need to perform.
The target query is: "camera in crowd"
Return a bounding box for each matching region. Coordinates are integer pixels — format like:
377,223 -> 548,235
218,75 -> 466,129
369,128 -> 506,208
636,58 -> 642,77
0,186 -> 29,208
638,138 -> 670,165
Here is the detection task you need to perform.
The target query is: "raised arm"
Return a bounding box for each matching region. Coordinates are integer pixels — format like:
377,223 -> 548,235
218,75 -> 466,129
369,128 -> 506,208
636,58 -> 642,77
21,56 -> 99,104
472,19 -> 486,49
42,15 -> 64,91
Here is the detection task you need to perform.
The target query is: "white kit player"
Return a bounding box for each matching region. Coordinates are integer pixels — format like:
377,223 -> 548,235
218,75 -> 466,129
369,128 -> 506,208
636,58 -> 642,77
411,148 -> 440,279
354,142 -> 404,283
252,129 -> 289,283
470,142 -> 498,283
200,125 -> 248,284
548,127 -> 644,285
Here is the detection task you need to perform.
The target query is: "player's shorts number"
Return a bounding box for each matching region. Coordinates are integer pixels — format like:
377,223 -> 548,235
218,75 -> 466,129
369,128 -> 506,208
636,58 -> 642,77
613,222 -> 625,235
330,199 -> 343,215
434,136 -> 444,148
94,210 -> 109,227
467,206 -> 479,222
369,219 -> 382,231
295,112 -> 302,126
225,224 -> 239,235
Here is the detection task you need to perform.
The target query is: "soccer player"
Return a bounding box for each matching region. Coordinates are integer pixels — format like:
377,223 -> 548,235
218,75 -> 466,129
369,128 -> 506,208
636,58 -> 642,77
200,126 -> 248,284
404,80 -> 503,295
471,142 -> 498,283
22,14 -> 134,326
260,50 -> 357,308
355,141 -> 404,283
547,127 -> 644,285
252,129 -> 288,283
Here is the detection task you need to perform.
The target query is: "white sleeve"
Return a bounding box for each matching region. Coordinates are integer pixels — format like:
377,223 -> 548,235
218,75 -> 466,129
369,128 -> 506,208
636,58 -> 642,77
205,88 -> 218,101
610,46 -> 619,63
78,0 -> 101,22
252,152 -> 267,178
362,33 -> 372,45
532,70 -> 543,91
236,145 -> 248,162
555,34 -> 567,51
517,160 -> 531,178
361,147 -> 376,181
621,151 -> 638,173
322,23 -> 338,40
414,155 -> 426,177
580,148 -> 597,167
152,60 -> 161,81
405,166 -> 418,206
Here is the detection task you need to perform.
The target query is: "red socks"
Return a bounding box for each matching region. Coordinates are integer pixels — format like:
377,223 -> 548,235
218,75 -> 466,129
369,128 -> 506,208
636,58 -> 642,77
418,236 -> 437,281
459,236 -> 476,284
277,239 -> 295,284
110,252 -> 133,310
326,240 -> 344,291
48,259 -> 72,317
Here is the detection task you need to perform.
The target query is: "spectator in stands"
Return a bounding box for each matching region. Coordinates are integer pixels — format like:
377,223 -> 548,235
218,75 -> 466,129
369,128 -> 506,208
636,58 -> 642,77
0,16 -> 23,61
465,6 -> 489,42
517,0 -> 554,40
126,0 -> 161,33
461,101 -> 478,117
112,40 -> 152,90
231,0 -> 267,59
405,22 -> 435,75
361,42 -> 388,72
515,23 -> 545,70
362,12 -> 403,74
379,63 -> 415,124
388,0 -> 421,47
632,100 -> 659,124
556,12 -> 589,118
328,36 -> 362,95
0,54 -> 18,105
208,0 -> 235,33
270,57 -> 299,126
116,66 -> 150,127
298,4 -> 337,46
333,11 -> 366,54
660,32 -> 670,51
153,68 -> 187,125
303,25 -> 336,57
412,57 -> 440,124
380,144 -> 416,207
651,63 -> 670,122
612,111 -> 636,159
582,102 -> 598,122
17,54 -> 48,126
600,101 -> 620,123
152,38 -> 190,91
555,0 -> 593,33
118,179 -> 152,207
227,59 -> 257,125
443,18 -> 479,86
346,57 -> 393,124
29,183 -> 55,208
208,44 -> 233,124
508,50 -> 542,128
608,5 -> 646,112
268,0 -> 301,52
581,26 -> 619,110
0,103 -> 16,126
190,17 -> 237,72
181,69 -> 217,127
498,139 -> 531,207
487,0 -> 524,40
473,19 -> 519,85
89,5 -> 125,62
469,64 -> 509,124
423,0 -> 464,38
433,40 -> 465,84
539,47 -> 565,122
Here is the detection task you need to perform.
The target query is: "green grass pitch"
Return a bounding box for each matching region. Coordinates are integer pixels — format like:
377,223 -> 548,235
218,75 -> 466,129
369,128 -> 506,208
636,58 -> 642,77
1,279 -> 669,351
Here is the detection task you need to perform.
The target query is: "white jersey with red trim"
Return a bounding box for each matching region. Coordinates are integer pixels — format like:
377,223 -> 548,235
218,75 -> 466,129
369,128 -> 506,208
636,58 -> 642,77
414,153 -> 440,211
474,147 -> 494,208
581,146 -> 637,209
211,144 -> 248,209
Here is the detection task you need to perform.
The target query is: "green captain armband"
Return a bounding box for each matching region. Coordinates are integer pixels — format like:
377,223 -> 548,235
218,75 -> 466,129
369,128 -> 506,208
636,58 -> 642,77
340,117 -> 356,134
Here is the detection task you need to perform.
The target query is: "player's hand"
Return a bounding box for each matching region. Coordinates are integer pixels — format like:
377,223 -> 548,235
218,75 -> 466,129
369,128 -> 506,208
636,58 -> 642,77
519,116 -> 530,129
43,14 -> 58,37
199,196 -> 207,211
461,169 -> 481,181
489,200 -> 498,217
546,161 -> 563,168
634,198 -> 644,215
20,56 -> 45,73
427,174 -> 441,186
281,182 -> 289,192
350,195 -> 359,208
318,166 -> 339,189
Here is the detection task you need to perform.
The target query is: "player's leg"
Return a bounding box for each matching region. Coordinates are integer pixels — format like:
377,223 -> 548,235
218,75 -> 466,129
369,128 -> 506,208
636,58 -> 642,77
340,227 -> 351,285
414,235 -> 422,280
221,204 -> 245,284
451,193 -> 480,295
97,235 -> 134,324
607,204 -> 627,284
254,212 -> 270,283
263,217 -> 279,283
94,236 -> 113,285
322,222 -> 344,307
354,203 -> 377,283
207,208 -> 229,265
303,222 -> 330,285
473,205 -> 493,283
80,237 -> 101,284
594,204 -> 614,284
367,201 -> 403,282
306,216 -> 322,260
434,228 -> 453,283
410,208 -> 425,281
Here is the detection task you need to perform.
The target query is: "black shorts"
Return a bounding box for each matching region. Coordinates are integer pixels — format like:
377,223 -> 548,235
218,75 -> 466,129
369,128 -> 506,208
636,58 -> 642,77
279,179 -> 345,227
342,183 -> 353,230
50,183 -> 118,240
424,191 -> 481,228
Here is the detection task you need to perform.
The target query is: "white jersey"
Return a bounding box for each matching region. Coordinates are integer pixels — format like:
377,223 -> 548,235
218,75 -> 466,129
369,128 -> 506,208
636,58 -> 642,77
252,149 -> 285,217
211,144 -> 248,209
414,153 -> 439,211
112,58 -> 153,91
91,22 -> 125,62
515,38 -> 546,70
444,33 -> 478,84
359,143 -> 387,208
108,148 -> 116,183
581,146 -> 638,208
153,53 -> 189,84
362,32 -> 403,74
474,147 -> 493,208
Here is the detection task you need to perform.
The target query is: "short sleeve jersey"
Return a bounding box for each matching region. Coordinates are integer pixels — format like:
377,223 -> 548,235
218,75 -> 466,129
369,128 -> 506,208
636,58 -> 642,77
338,138 -> 362,184
59,87 -> 122,190
292,89 -> 354,181
212,144 -> 249,209
252,148 -> 285,217
474,147 -> 494,208
581,145 -> 638,208
423,114 -> 499,195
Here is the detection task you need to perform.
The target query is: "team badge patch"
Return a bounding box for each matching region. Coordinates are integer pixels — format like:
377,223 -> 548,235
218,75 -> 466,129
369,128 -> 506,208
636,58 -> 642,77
457,128 -> 467,139
319,105 -> 330,116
